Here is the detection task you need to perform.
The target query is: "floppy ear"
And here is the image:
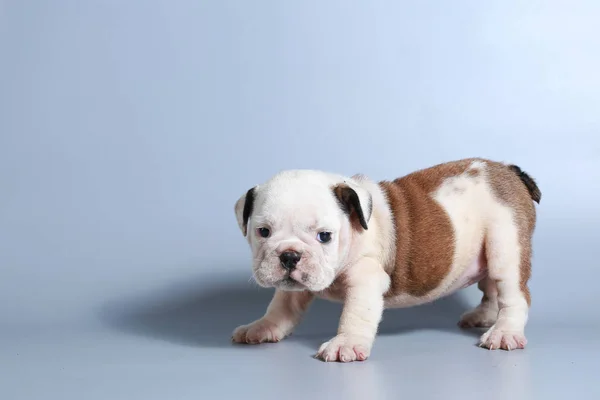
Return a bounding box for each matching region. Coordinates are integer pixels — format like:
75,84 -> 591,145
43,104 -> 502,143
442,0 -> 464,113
332,182 -> 372,231
234,186 -> 257,236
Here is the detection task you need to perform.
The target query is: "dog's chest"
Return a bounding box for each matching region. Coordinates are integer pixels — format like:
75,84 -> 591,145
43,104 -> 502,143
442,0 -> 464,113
315,281 -> 347,303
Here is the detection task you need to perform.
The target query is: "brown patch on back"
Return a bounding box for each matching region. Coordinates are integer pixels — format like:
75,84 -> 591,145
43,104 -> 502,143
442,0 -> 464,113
486,161 -> 538,305
379,159 -> 478,297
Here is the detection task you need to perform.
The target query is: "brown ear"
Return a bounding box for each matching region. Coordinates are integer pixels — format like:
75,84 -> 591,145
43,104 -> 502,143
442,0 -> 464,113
332,184 -> 371,230
234,187 -> 256,236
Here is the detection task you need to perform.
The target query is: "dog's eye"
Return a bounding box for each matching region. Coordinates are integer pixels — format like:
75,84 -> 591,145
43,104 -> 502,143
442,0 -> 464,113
317,232 -> 332,243
257,228 -> 270,238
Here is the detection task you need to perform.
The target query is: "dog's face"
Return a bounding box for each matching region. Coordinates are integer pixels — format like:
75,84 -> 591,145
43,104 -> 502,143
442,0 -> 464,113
235,170 -> 372,292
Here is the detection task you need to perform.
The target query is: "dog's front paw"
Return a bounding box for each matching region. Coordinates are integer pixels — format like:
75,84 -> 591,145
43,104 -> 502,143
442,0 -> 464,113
479,325 -> 527,351
231,319 -> 289,344
315,334 -> 373,362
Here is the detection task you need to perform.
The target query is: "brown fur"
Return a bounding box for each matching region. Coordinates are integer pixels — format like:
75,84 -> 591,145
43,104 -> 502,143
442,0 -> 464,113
486,161 -> 538,305
509,165 -> 541,204
379,158 -> 538,302
379,159 -> 475,297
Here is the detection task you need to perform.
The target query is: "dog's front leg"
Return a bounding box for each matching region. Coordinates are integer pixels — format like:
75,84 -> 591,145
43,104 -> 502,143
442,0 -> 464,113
232,289 -> 314,344
316,258 -> 390,362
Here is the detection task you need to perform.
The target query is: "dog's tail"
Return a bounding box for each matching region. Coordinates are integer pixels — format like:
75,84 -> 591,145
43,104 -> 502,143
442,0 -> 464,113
508,164 -> 541,204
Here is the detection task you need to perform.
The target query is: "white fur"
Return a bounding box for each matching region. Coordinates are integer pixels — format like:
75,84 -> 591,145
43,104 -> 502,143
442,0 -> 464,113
234,170 -> 374,292
232,290 -> 314,344
458,277 -> 499,328
383,167 -> 489,308
233,170 -> 393,361
381,161 -> 529,349
479,200 -> 529,350
316,257 -> 390,362
232,160 -> 531,359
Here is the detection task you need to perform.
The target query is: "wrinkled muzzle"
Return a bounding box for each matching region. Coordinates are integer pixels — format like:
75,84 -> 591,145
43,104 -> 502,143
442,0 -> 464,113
252,248 -> 334,292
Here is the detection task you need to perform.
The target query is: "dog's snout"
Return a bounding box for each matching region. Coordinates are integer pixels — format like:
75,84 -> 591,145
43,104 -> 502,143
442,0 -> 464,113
279,251 -> 301,270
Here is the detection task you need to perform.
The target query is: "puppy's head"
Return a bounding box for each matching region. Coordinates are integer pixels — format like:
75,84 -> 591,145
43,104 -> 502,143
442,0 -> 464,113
234,170 -> 372,292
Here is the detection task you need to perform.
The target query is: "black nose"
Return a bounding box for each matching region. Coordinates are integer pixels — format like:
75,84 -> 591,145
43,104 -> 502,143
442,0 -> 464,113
279,251 -> 301,270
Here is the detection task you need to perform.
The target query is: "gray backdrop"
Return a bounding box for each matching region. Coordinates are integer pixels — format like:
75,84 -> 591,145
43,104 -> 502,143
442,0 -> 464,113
1,1 -> 599,399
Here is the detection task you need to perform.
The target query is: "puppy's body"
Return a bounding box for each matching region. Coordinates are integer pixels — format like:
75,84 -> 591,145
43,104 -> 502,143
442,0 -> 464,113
232,158 -> 540,361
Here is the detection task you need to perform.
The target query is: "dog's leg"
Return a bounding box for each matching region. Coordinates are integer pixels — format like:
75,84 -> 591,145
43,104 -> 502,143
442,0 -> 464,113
316,259 -> 390,362
232,289 -> 313,344
458,277 -> 499,328
478,214 -> 531,350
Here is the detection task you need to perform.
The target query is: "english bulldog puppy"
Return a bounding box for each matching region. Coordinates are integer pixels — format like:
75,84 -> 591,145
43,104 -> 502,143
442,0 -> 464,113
231,158 -> 541,362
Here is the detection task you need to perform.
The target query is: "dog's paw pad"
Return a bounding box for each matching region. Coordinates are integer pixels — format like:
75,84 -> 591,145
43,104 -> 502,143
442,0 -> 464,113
231,320 -> 286,344
316,334 -> 372,362
479,326 -> 527,351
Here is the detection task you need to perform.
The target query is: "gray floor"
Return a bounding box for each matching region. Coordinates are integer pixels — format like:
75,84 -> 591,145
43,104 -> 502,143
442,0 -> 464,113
1,219 -> 598,399
3,1 -> 600,399
2,286 -> 598,400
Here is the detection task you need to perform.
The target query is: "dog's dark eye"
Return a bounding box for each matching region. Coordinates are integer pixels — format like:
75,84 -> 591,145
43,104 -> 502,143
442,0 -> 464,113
257,227 -> 270,238
317,232 -> 332,243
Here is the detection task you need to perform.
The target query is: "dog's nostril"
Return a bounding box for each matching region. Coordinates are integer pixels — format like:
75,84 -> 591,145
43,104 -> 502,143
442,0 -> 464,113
279,251 -> 301,270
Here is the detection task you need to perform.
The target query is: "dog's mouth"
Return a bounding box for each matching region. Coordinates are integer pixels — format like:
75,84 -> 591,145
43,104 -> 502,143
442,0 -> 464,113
279,274 -> 305,289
